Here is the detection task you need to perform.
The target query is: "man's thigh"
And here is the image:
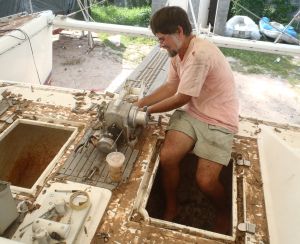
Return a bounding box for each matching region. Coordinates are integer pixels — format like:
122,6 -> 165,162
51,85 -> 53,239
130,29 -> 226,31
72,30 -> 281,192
167,110 -> 234,166
197,157 -> 224,182
193,123 -> 234,166
162,130 -> 195,161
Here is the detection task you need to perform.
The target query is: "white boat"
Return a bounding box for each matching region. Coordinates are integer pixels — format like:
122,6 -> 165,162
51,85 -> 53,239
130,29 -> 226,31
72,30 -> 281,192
259,17 -> 299,45
0,11 -> 54,84
0,6 -> 300,244
225,15 -> 261,40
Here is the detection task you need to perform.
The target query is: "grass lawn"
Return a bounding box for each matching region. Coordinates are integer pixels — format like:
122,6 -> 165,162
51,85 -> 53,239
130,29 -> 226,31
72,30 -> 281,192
97,33 -> 299,86
221,48 -> 300,86
91,4 -> 299,86
97,33 -> 156,64
98,33 -> 155,50
91,5 -> 151,27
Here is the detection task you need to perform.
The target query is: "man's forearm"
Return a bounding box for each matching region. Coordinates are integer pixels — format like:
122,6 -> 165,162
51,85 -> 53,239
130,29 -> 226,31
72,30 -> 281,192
137,83 -> 177,108
148,93 -> 191,113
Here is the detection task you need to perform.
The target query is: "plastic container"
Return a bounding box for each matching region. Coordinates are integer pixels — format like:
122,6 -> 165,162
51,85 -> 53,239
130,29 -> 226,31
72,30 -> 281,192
54,197 -> 66,216
106,152 -> 125,182
0,181 -> 19,234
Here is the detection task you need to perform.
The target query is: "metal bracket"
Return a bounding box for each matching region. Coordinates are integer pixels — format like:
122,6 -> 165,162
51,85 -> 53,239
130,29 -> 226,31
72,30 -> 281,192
236,153 -> 251,166
238,222 -> 256,234
237,159 -> 251,166
96,232 -> 110,242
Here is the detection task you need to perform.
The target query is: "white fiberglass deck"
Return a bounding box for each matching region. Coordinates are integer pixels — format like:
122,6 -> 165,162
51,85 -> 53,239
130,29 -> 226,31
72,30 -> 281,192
258,126 -> 300,244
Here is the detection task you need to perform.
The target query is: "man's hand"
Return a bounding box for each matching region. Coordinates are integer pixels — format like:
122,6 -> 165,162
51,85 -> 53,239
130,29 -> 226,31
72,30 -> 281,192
126,96 -> 139,104
133,99 -> 142,108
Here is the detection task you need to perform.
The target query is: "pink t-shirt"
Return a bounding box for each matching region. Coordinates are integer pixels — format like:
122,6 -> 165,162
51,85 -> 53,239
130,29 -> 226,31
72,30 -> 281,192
167,37 -> 239,132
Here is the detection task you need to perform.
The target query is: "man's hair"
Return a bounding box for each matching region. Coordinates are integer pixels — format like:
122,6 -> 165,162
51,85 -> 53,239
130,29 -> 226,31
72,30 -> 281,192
150,6 -> 192,36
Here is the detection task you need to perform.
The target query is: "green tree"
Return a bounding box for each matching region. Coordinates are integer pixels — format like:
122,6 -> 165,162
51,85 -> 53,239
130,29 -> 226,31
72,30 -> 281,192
230,0 -> 265,19
230,0 -> 297,24
108,0 -> 151,7
263,0 -> 297,24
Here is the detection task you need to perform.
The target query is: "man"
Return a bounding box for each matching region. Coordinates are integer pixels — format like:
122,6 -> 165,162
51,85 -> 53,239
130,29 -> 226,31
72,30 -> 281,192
136,6 -> 239,234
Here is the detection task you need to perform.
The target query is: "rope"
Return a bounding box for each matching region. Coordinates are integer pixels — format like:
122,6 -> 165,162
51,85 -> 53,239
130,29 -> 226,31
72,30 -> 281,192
69,191 -> 90,210
67,0 -> 106,18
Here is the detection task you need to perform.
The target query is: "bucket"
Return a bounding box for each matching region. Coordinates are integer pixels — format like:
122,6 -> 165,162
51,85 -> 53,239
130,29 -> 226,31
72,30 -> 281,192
0,181 -> 19,234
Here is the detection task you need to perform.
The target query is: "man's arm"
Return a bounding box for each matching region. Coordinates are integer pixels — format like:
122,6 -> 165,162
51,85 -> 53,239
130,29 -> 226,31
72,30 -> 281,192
148,93 -> 191,113
136,82 -> 177,108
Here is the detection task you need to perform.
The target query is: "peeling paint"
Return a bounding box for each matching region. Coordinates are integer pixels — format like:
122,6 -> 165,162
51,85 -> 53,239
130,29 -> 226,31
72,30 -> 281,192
1,81 -> 300,243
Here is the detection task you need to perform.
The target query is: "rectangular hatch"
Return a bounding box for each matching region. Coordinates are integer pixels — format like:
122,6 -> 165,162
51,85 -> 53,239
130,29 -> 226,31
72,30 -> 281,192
132,149 -> 237,242
0,119 -> 77,194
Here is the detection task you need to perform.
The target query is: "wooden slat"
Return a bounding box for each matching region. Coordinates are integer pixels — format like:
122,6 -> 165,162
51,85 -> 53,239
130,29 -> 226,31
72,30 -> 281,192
96,181 -> 116,191
77,150 -> 101,178
59,129 -> 139,190
122,149 -> 139,182
68,144 -> 95,175
59,129 -> 93,173
0,100 -> 9,116
91,157 -> 106,181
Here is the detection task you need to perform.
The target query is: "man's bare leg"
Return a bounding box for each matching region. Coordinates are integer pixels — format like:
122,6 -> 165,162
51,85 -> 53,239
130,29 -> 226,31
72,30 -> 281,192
160,130 -> 194,221
196,159 -> 230,234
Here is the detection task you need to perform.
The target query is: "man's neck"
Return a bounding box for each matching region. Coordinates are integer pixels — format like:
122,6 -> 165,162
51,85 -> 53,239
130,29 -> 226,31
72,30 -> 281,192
178,35 -> 195,60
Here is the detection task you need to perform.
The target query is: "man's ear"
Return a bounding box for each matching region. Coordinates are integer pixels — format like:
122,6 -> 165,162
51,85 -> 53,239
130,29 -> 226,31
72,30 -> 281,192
177,26 -> 184,36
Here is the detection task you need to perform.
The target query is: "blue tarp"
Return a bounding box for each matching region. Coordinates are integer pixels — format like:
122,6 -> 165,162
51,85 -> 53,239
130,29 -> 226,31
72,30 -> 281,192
0,0 -> 81,18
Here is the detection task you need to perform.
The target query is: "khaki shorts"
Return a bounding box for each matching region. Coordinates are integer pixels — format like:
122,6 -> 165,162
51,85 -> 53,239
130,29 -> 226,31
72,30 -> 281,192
167,110 -> 234,166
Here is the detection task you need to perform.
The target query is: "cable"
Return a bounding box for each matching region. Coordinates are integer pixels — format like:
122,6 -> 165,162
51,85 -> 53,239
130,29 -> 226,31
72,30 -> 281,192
0,30 -> 27,40
0,28 -> 42,84
0,29 -> 25,38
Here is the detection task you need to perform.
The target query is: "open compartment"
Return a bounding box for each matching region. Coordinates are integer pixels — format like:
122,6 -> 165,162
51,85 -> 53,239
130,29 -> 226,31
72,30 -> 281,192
0,119 -> 77,194
133,151 -> 237,242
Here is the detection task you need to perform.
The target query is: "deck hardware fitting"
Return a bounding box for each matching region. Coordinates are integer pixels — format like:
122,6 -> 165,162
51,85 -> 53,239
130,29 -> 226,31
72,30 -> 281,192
238,222 -> 256,234
96,232 -> 110,242
18,206 -> 55,232
236,153 -> 251,166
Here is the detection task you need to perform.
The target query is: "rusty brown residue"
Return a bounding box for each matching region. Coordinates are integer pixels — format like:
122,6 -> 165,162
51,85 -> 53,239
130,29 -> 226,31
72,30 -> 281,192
233,136 -> 269,243
0,88 -> 273,243
0,15 -> 34,31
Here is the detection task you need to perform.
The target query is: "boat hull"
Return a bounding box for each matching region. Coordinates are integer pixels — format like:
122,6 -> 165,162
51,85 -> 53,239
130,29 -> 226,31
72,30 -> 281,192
259,17 -> 299,45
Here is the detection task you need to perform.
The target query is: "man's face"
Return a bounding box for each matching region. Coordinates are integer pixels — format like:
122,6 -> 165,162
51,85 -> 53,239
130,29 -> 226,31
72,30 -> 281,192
156,33 -> 182,57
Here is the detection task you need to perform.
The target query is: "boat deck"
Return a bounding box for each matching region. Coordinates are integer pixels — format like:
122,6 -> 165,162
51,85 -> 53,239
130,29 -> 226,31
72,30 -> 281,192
0,82 -> 277,243
0,14 -> 33,32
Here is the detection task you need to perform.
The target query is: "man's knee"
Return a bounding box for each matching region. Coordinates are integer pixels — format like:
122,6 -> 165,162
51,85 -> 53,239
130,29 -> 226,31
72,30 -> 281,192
159,130 -> 194,168
196,172 -> 219,193
196,159 -> 223,192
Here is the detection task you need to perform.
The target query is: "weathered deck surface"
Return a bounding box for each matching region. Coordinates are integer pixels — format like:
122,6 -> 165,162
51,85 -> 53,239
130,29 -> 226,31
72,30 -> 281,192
57,129 -> 139,190
0,82 -> 281,244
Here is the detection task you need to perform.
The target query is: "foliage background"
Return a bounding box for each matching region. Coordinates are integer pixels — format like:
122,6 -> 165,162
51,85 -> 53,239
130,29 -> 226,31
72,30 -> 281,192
93,0 -> 299,30
91,4 -> 151,26
230,0 -> 298,26
105,0 -> 151,7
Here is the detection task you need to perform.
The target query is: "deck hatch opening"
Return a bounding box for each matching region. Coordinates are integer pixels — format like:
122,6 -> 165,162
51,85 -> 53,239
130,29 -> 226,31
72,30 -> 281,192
140,153 -> 236,240
0,119 -> 77,193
